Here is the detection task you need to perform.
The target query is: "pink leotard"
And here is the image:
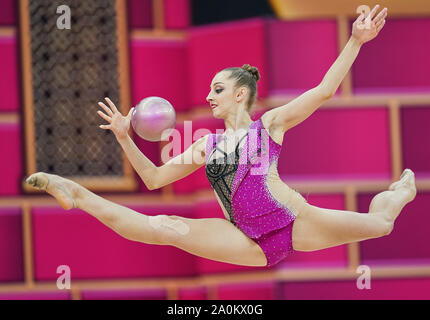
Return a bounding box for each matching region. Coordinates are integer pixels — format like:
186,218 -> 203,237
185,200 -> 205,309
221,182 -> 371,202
205,117 -> 304,267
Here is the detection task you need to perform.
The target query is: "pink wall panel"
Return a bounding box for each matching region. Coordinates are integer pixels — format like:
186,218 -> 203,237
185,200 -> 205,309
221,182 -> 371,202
278,107 -> 391,179
353,18 -> 430,93
178,286 -> 207,300
164,0 -> 190,29
188,19 -> 268,107
127,0 -> 152,29
266,19 -> 339,95
358,192 -> 430,264
0,291 -> 70,300
217,281 -> 278,300
0,124 -> 22,195
0,36 -> 19,111
0,208 -> 24,282
401,106 -> 430,176
132,136 -> 161,193
130,39 -> 189,111
32,205 -> 197,280
279,194 -> 348,268
81,288 -> 166,300
171,117 -> 224,193
0,0 -> 15,26
282,278 -> 430,299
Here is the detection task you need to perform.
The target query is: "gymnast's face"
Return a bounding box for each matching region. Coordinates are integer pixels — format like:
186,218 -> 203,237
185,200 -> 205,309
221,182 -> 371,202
206,71 -> 245,119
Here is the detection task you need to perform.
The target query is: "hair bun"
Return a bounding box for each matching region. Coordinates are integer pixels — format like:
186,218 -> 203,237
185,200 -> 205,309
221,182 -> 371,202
241,64 -> 260,82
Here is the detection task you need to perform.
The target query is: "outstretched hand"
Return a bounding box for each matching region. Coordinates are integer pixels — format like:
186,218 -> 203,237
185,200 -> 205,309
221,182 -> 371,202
352,4 -> 387,45
97,97 -> 134,141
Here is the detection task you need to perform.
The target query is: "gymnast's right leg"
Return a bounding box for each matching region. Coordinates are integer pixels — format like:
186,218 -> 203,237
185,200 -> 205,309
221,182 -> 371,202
26,172 -> 267,267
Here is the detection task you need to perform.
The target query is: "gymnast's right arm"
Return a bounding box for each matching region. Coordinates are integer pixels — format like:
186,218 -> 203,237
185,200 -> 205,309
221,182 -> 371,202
117,133 -> 207,190
97,97 -> 207,190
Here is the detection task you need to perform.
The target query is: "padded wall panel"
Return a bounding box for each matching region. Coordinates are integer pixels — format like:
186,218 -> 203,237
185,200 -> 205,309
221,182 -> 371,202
0,124 -> 22,195
0,0 -> 15,26
0,36 -> 19,111
217,281 -> 278,300
0,291 -> 70,300
32,205 -> 197,280
132,137 -> 161,193
0,208 -> 24,282
353,18 -> 430,93
401,106 -> 430,177
358,192 -> 430,264
127,0 -> 152,29
266,19 -> 338,95
188,19 -> 267,107
281,278 -> 430,299
178,286 -> 207,300
278,107 -> 391,179
81,288 -> 166,300
164,0 -> 190,29
130,39 -> 189,111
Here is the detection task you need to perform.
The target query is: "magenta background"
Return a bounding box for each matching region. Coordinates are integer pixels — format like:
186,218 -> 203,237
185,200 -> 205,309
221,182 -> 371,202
0,36 -> 19,111
164,0 -> 190,30
0,291 -> 71,300
0,2 -> 429,299
266,20 -> 340,95
0,123 -> 22,195
178,286 -> 207,300
0,0 -> 15,26
279,107 -> 391,179
188,19 -> 268,107
130,39 -> 189,111
401,106 -> 430,175
353,18 -> 430,93
281,278 -> 430,300
31,205 -> 198,280
280,194 -> 348,268
0,208 -> 23,282
217,281 -> 278,300
81,288 -> 166,300
358,192 -> 430,264
127,0 -> 153,29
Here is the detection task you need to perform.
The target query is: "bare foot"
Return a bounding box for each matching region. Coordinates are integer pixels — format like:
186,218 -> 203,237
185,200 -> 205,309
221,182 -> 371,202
26,172 -> 79,210
388,168 -> 417,202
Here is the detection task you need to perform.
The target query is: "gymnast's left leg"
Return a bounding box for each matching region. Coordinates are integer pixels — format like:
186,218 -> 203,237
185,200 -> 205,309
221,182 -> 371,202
291,169 -> 417,252
26,172 -> 268,266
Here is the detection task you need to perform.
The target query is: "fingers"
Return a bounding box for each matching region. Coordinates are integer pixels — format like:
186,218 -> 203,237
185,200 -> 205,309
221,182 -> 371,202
374,7 -> 387,23
97,110 -> 112,123
105,97 -> 119,113
355,12 -> 365,23
99,124 -> 111,130
127,107 -> 135,119
98,101 -> 113,117
376,19 -> 386,32
367,4 -> 380,21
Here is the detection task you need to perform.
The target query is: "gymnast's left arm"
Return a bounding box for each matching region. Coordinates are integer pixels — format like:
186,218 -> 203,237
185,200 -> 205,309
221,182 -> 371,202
264,4 -> 387,133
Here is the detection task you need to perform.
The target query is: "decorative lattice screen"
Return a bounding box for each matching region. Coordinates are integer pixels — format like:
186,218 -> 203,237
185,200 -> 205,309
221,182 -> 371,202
20,0 -> 135,191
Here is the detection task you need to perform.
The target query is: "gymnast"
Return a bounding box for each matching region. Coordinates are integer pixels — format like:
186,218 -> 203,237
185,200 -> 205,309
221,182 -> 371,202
27,5 -> 416,267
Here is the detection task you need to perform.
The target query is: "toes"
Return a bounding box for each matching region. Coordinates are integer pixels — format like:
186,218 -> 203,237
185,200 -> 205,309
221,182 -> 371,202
26,173 -> 49,190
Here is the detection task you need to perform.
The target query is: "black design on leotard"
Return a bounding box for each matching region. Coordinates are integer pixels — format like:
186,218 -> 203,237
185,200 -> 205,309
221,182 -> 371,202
205,133 -> 248,225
